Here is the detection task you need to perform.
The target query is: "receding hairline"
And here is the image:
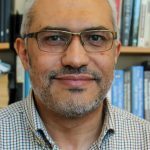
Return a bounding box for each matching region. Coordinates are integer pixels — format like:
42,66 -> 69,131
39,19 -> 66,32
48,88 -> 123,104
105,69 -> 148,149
20,0 -> 37,36
21,0 -> 117,36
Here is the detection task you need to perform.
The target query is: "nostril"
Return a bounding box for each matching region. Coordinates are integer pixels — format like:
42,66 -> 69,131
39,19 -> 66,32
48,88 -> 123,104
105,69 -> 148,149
61,51 -> 89,69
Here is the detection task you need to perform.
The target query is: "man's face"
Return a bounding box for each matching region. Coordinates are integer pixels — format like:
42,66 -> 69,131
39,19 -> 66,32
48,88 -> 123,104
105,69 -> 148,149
21,0 -> 120,118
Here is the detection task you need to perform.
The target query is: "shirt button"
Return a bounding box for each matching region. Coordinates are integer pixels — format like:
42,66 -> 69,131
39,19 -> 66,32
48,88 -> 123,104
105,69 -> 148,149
52,145 -> 59,150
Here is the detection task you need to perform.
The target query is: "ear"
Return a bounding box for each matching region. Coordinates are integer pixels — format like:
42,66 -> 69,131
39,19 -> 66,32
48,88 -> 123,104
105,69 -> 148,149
114,41 -> 121,64
14,38 -> 30,70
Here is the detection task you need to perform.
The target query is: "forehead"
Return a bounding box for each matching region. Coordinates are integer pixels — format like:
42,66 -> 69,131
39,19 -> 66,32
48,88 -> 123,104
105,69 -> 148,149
30,0 -> 113,32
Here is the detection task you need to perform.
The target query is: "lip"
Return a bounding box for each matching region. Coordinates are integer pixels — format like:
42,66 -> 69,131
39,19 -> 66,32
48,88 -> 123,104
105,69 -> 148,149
54,74 -> 95,87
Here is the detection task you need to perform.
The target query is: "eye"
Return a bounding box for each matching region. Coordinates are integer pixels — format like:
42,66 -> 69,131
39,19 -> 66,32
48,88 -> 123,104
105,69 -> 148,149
49,35 -> 62,41
44,34 -> 67,44
84,33 -> 107,47
38,31 -> 69,46
89,34 -> 105,42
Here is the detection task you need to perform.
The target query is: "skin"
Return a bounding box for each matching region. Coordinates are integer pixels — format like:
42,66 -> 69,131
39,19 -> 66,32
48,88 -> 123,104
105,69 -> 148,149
15,0 -> 120,149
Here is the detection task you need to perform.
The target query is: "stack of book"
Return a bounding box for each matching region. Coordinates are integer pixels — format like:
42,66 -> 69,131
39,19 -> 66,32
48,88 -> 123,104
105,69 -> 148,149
109,61 -> 150,121
115,0 -> 150,47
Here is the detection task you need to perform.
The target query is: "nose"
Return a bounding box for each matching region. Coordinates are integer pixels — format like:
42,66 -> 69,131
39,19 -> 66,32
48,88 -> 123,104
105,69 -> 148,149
61,36 -> 89,68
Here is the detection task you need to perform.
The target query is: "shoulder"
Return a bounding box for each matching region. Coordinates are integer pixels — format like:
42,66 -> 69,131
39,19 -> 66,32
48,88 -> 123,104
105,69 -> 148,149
106,105 -> 150,148
112,106 -> 150,133
0,100 -> 27,122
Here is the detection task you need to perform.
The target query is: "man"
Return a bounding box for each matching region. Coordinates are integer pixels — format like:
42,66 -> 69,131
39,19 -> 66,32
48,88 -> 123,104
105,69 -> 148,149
0,0 -> 150,149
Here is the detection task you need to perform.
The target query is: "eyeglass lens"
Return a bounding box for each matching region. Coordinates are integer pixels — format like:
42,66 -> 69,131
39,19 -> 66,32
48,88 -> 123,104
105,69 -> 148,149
36,30 -> 114,53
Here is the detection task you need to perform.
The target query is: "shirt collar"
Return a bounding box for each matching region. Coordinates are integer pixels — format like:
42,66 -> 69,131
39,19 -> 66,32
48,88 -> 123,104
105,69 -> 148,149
96,98 -> 116,148
24,91 -> 55,147
105,98 -> 116,131
24,92 -> 116,149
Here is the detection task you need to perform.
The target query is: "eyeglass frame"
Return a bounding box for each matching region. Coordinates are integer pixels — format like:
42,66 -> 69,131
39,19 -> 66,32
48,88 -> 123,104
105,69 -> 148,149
22,29 -> 117,53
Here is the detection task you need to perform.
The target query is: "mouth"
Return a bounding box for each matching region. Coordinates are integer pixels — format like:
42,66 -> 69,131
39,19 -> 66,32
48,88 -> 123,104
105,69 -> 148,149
53,74 -> 96,87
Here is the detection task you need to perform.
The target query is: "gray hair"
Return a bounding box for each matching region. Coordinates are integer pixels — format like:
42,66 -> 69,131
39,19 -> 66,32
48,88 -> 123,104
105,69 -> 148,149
20,0 -> 118,37
20,0 -> 36,36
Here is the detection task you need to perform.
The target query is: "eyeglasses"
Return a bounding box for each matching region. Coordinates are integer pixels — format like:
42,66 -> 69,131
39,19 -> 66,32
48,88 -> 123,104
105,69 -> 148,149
23,29 -> 117,53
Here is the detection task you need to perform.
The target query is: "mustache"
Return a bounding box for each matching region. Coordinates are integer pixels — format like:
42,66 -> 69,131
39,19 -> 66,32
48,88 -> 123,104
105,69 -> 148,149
48,66 -> 101,81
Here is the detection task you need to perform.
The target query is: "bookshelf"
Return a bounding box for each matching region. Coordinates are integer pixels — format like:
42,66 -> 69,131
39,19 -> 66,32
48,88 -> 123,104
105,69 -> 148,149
121,47 -> 150,54
0,0 -> 150,118
0,43 -> 10,50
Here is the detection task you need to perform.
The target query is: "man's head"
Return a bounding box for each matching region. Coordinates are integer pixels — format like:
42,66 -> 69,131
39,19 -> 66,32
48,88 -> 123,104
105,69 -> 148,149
15,0 -> 120,118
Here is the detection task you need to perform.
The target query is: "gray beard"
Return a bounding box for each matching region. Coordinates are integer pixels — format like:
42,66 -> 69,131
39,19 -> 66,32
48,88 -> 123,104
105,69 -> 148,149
30,66 -> 113,118
32,78 -> 111,119
34,89 -> 105,119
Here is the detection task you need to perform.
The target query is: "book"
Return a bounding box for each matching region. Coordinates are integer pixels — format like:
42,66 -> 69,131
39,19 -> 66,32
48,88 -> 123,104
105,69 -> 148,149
0,74 -> 9,108
131,66 -> 144,118
144,0 -> 150,47
0,0 -> 5,42
111,70 -> 124,109
10,13 -> 23,50
144,71 -> 150,121
4,0 -> 12,42
115,0 -> 123,36
16,56 -> 24,100
138,0 -> 148,47
0,60 -> 11,73
148,73 -> 150,120
16,56 -> 31,99
121,0 -> 134,46
131,0 -> 141,46
142,61 -> 150,121
24,71 -> 31,98
124,70 -> 131,112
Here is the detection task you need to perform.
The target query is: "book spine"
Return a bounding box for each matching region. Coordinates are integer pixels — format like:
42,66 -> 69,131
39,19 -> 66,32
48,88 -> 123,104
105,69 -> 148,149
0,0 -> 5,42
16,56 -> 24,100
121,0 -> 134,46
138,0 -> 147,47
124,70 -> 131,112
4,0 -> 12,42
116,0 -> 122,26
112,70 -> 124,109
148,75 -> 150,120
24,71 -> 31,98
0,74 -> 9,108
143,0 -> 150,47
144,71 -> 150,121
131,0 -> 141,46
131,66 -> 144,118
115,0 -> 123,33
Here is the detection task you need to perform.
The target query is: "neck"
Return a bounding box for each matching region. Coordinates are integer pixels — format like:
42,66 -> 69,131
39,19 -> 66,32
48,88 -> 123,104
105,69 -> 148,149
35,98 -> 105,150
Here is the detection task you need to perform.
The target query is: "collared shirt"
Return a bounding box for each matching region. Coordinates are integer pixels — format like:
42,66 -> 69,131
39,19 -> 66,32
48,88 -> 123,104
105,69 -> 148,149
0,92 -> 150,150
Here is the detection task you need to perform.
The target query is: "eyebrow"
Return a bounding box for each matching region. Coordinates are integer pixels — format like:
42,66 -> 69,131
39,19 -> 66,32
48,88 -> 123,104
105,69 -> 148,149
39,26 -> 70,31
39,26 -> 111,32
84,26 -> 110,31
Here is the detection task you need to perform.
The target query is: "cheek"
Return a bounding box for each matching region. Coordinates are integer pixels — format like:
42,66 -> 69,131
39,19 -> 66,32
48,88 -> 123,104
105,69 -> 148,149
27,40 -> 62,72
29,52 -> 62,73
89,53 -> 116,74
28,53 -> 63,87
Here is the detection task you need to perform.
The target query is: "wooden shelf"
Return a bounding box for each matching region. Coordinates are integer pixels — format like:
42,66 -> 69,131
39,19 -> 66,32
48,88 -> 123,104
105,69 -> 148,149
121,46 -> 150,54
0,43 -> 9,50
